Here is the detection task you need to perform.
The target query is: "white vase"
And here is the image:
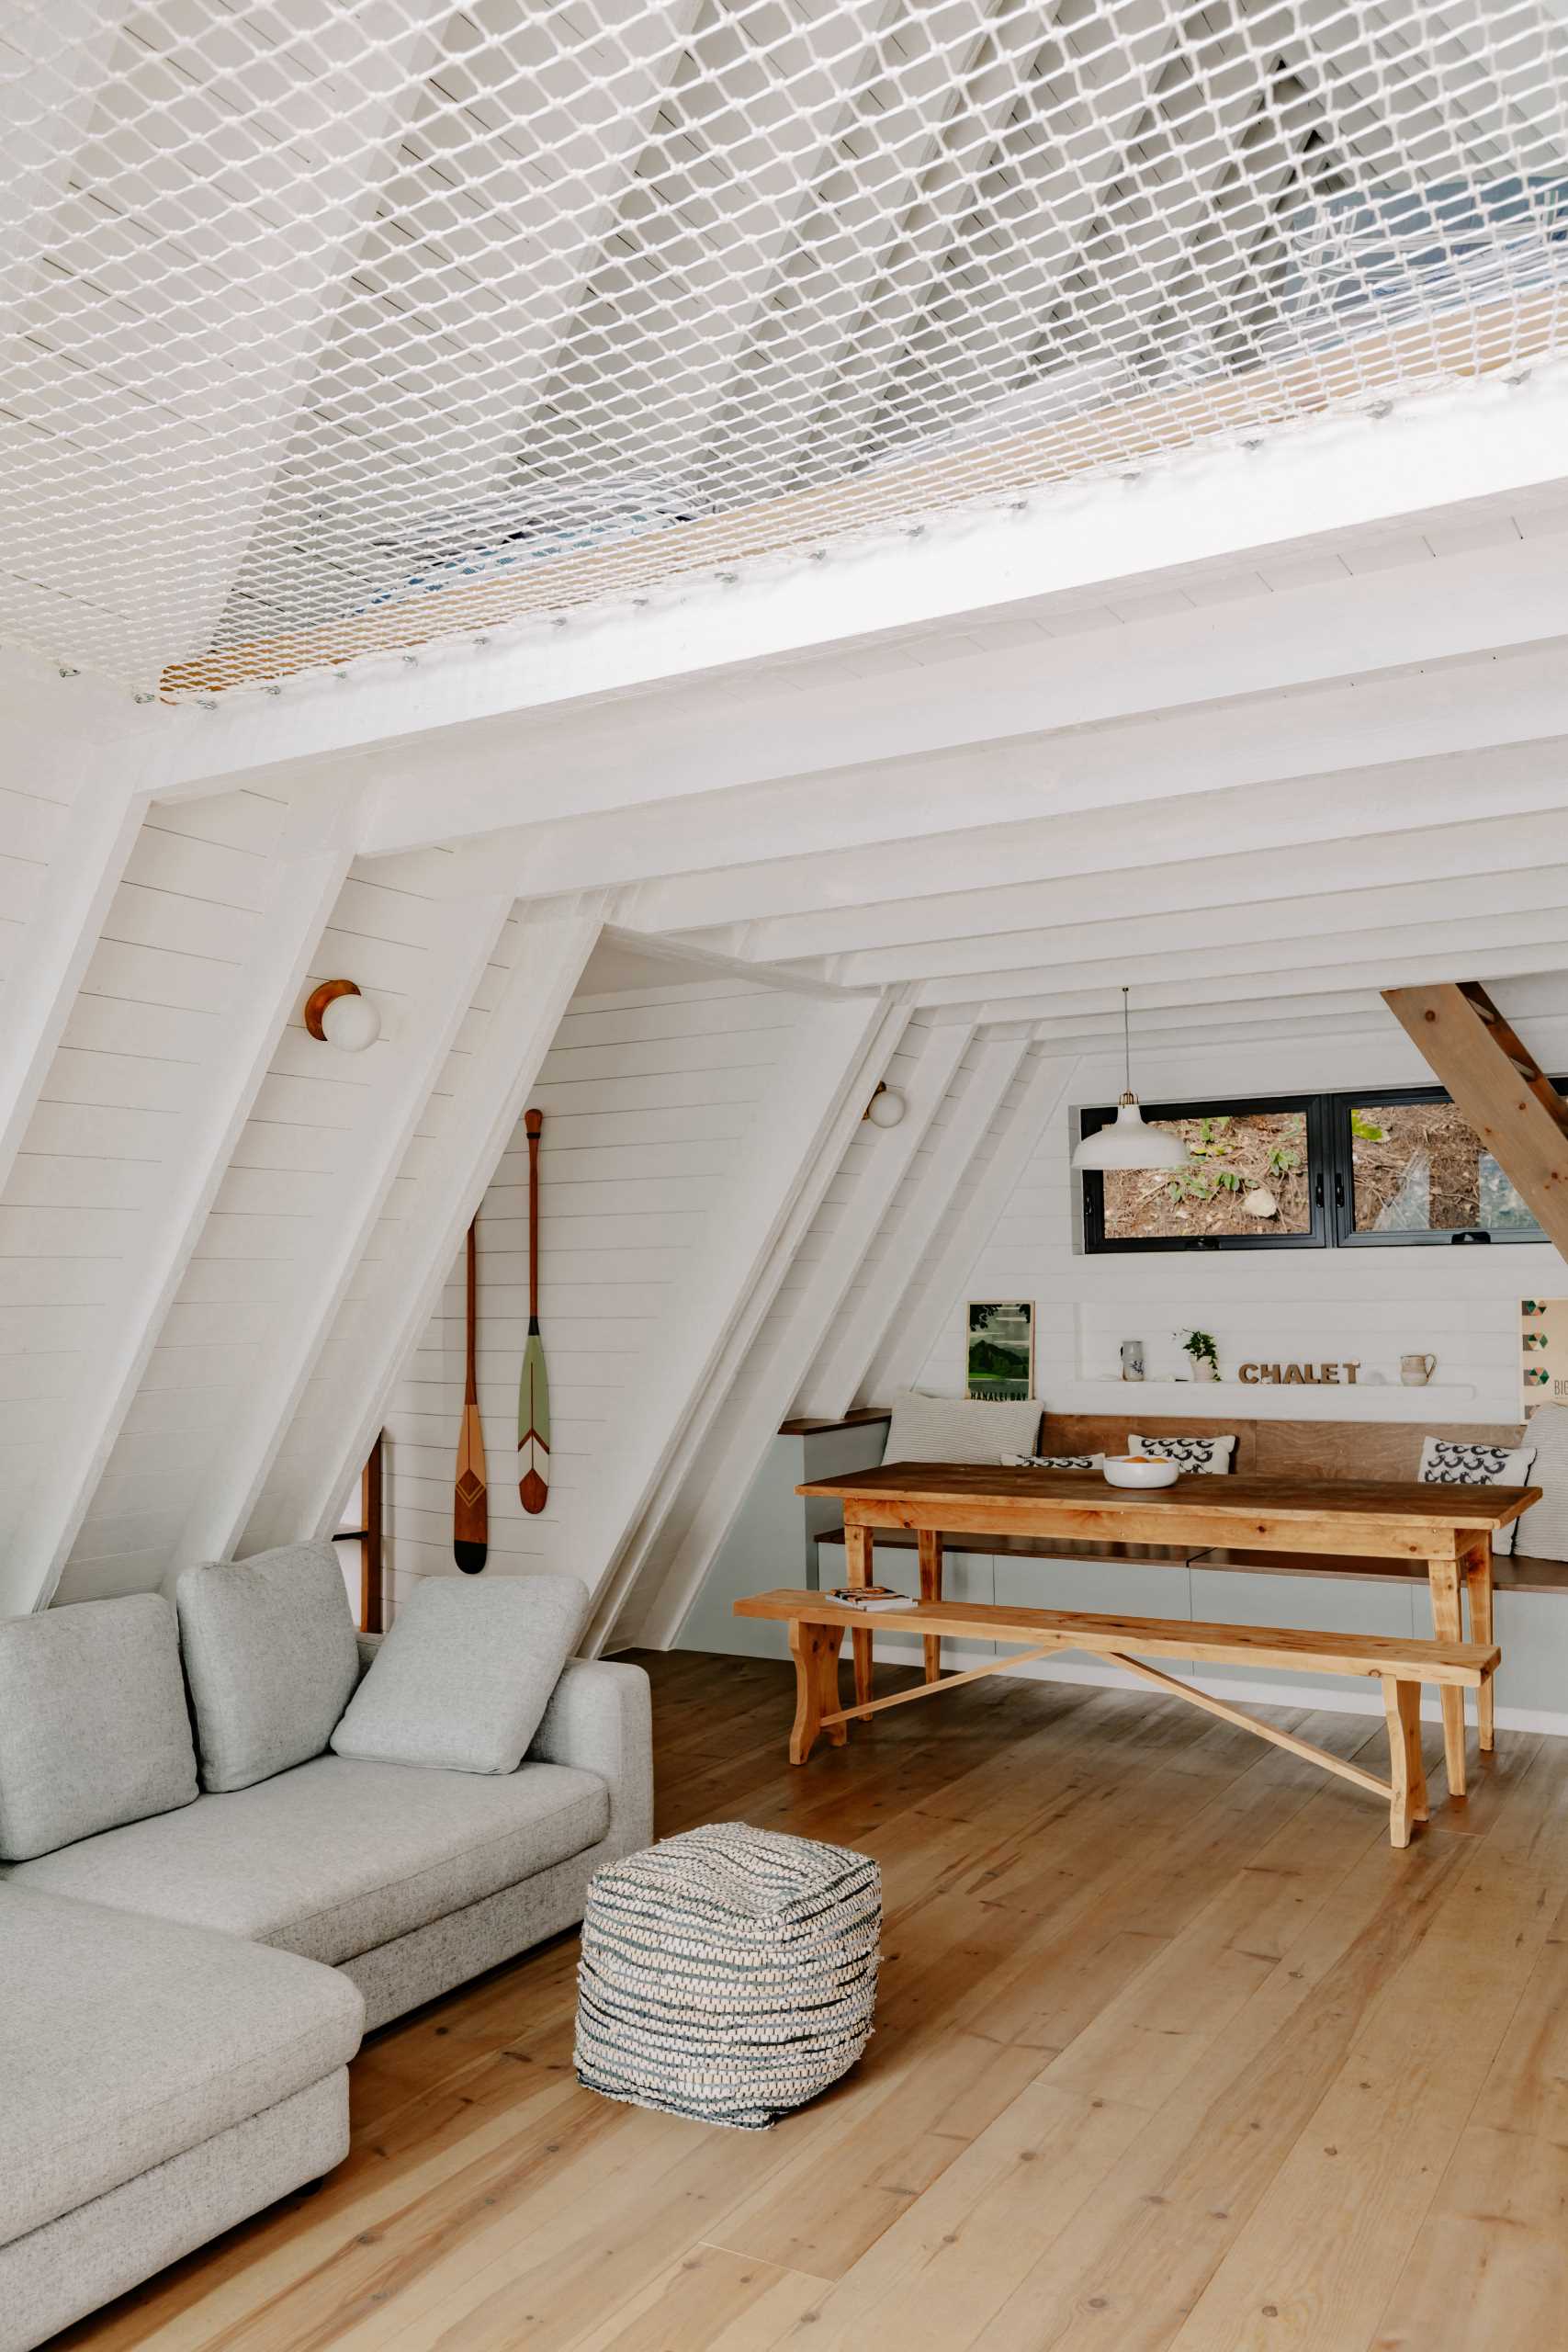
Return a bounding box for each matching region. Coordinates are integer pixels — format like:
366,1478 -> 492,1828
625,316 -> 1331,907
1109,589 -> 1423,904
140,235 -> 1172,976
1192,1358 -> 1219,1383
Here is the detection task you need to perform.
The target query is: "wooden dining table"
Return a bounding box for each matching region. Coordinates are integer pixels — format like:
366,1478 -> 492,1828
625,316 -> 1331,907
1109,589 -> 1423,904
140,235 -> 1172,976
795,1462 -> 1540,1796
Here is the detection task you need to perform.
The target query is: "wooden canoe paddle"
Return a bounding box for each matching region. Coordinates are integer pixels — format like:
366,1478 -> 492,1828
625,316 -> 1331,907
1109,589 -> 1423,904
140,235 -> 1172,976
518,1107 -> 550,1514
454,1216 -> 487,1572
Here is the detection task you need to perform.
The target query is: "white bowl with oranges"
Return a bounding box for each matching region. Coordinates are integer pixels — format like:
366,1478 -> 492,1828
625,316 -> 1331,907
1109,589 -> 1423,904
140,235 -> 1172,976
1102,1454 -> 1179,1489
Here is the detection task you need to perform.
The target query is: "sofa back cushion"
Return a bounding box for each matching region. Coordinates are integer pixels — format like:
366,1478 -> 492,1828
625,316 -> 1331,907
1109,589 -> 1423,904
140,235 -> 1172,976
332,1573 -> 587,1773
177,1542 -> 361,1792
883,1388 -> 1043,1466
0,1595 -> 198,1861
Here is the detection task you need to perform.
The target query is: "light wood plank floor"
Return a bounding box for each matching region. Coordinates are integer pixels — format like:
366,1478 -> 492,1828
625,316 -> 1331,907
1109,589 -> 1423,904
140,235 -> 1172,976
58,1651 -> 1568,2352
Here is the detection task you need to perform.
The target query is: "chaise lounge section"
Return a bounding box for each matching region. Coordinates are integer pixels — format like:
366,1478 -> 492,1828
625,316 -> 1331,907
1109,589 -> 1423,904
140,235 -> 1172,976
0,1551 -> 651,2351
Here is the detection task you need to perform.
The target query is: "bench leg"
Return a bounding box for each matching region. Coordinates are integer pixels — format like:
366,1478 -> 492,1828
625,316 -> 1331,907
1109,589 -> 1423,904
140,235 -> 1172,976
1464,1544 -> 1495,1755
1427,1554 -> 1467,1799
819,1623 -> 847,1747
789,1621 -> 844,1765
1382,1676 -> 1428,1849
845,1522 -> 874,1719
918,1528 -> 943,1684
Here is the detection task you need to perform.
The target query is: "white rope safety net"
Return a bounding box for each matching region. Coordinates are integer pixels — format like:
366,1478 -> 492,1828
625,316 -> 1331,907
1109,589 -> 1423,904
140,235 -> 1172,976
2,0 -> 1566,695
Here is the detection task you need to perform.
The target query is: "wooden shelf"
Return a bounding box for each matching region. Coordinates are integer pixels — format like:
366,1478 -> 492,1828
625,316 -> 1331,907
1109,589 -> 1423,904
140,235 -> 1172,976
1076,1378 -> 1479,1401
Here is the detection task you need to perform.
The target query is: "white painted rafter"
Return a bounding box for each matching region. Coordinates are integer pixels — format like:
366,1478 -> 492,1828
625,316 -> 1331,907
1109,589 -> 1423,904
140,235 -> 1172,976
171,882 -> 540,1572
617,1007 -> 987,1650
583,988 -> 916,1651
0,778 -> 151,1208
243,895 -> 610,1558
932,933 -> 1568,1031
908,901 -> 1568,1009
807,840 -> 1568,989
2,787 -> 363,1615
869,1045 -> 1079,1400
795,1025 -> 1026,1419
351,528 -> 1568,860
120,374 -> 1568,803
636,735 -> 1568,949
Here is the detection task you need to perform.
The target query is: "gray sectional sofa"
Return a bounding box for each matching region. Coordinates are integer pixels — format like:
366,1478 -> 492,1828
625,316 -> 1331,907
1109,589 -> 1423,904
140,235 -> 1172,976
0,1548 -> 651,2352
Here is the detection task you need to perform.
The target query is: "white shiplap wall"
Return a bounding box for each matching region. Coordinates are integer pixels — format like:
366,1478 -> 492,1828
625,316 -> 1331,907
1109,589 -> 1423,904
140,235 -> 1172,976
5,786 -> 293,1587
378,978 -> 812,1618
909,1003 -> 1568,1424
49,834 -> 471,1600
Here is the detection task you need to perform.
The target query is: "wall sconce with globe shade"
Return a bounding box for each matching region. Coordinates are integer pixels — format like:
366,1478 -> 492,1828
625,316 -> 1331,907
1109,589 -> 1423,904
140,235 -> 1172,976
304,979 -> 382,1054
864,1082 -> 907,1128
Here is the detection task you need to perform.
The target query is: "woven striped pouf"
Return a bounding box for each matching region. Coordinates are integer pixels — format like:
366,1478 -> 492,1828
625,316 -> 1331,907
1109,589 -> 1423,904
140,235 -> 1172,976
574,1821 -> 882,2130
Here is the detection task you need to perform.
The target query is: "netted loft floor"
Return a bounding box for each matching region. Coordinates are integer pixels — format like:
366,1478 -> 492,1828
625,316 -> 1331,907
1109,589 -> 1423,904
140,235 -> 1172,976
2,0 -> 1566,695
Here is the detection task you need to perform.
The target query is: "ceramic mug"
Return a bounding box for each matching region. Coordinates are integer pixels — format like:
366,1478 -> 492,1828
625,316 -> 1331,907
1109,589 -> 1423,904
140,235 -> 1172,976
1400,1352 -> 1437,1385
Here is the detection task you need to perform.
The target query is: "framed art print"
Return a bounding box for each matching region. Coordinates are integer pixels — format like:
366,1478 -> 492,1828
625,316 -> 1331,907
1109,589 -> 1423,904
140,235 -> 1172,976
966,1300 -> 1034,1401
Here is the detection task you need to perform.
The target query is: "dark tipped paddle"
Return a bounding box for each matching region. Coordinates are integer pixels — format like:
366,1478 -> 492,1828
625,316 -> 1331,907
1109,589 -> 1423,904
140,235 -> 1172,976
454,1216 -> 488,1571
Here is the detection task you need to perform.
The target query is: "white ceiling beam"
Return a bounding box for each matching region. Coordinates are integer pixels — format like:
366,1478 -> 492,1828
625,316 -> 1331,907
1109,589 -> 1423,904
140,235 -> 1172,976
360,617 -> 1568,887
242,897 -> 609,1558
939,934 -> 1568,1031
1002,968 -> 1568,1057
906,888 -> 1568,1006
171,883 -> 537,1572
616,1006 -> 981,1650
136,370 -> 1568,797
868,1046 -> 1079,1400
571,989 -> 913,1648
914,905 -> 1568,1009
0,775 -> 151,1207
2,792 -> 361,1615
795,1028 -> 1027,1421
638,735 -> 1568,948
806,840 -> 1568,988
355,532 -> 1568,860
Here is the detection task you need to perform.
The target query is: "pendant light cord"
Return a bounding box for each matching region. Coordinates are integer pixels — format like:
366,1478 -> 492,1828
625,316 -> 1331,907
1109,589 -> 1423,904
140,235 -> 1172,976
1122,986 -> 1131,1097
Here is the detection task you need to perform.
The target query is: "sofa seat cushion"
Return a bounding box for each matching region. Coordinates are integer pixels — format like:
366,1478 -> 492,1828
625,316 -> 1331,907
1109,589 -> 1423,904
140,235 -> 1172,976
0,1888 -> 362,2245
0,1594 -> 198,1861
4,1755 -> 611,1966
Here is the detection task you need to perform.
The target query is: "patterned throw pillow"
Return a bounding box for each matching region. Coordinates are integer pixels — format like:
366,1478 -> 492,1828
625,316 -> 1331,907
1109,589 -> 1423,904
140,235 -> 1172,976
1418,1437 -> 1536,1555
1000,1453 -> 1105,1471
1127,1433 -> 1236,1475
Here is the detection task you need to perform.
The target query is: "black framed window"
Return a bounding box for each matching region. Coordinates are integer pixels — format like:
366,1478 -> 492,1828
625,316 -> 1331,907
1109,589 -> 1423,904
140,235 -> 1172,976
1079,1094 -> 1330,1253
1080,1082 -> 1559,1252
1327,1085 -> 1551,1247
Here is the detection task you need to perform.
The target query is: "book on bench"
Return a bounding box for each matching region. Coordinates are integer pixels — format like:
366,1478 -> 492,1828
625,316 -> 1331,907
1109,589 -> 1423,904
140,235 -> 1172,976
821,1585 -> 912,1612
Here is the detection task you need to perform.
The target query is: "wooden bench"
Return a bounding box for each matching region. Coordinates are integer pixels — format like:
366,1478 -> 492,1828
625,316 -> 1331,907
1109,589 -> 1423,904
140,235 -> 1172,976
733,1589 -> 1499,1848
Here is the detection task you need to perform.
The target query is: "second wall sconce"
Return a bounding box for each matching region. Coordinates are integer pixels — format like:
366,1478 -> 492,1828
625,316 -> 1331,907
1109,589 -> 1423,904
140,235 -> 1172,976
864,1081 -> 907,1128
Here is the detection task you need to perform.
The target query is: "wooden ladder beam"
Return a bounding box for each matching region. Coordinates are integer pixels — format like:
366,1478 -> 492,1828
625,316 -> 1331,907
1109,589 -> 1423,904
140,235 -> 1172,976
1382,980 -> 1568,1259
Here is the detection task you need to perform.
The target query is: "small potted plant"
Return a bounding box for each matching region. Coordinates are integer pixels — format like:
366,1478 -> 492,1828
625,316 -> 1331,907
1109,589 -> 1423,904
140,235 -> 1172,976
1177,1329 -> 1220,1383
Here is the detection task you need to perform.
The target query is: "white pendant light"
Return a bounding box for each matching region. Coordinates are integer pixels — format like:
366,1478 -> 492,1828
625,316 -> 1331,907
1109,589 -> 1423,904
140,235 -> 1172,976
1071,989 -> 1192,1172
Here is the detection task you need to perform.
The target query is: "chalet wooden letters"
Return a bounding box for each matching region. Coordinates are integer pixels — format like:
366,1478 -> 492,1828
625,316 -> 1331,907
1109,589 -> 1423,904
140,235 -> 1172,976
1238,1362 -> 1360,1385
